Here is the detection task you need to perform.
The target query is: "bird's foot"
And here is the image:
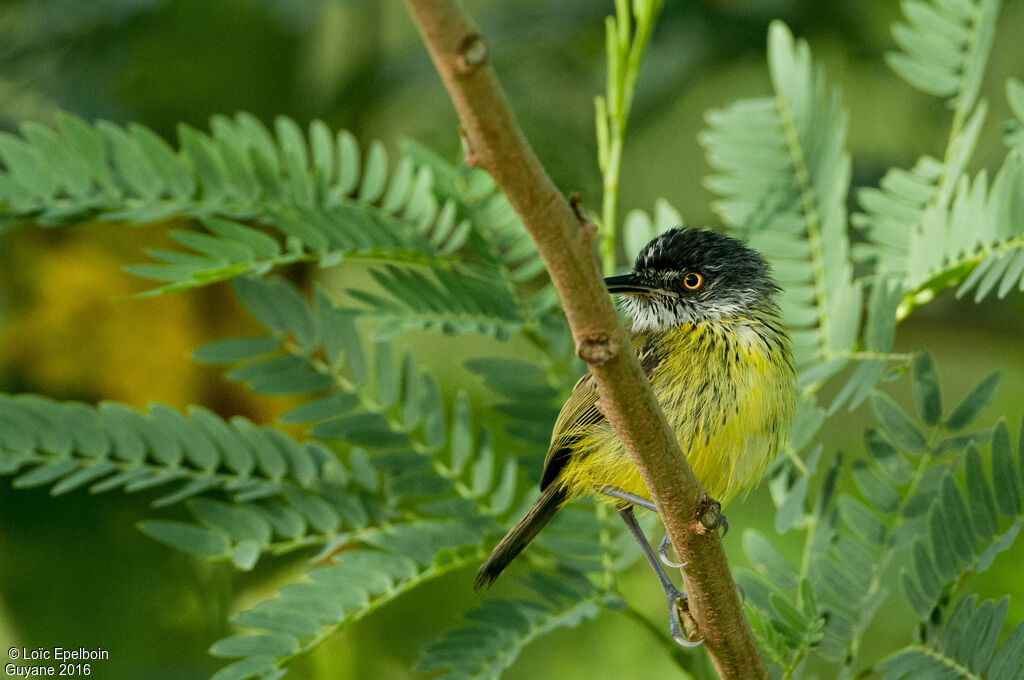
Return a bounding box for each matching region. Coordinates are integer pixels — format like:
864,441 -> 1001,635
667,588 -> 703,647
697,496 -> 728,537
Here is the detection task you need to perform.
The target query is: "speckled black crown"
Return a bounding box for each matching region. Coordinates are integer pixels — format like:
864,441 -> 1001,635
635,227 -> 778,300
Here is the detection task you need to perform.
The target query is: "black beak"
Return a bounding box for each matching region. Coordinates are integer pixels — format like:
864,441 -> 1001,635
603,273 -> 657,294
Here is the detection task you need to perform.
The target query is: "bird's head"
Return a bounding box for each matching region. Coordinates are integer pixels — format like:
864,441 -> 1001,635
604,227 -> 780,331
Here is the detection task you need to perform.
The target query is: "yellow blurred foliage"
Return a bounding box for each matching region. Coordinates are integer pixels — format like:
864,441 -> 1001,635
0,227 -> 205,408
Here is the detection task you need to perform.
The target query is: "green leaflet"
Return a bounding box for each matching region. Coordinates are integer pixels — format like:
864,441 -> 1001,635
870,391 -> 927,455
828,274 -> 904,412
743,529 -> 798,590
946,370 -> 1001,430
912,351 -> 943,425
210,634 -> 299,659
138,520 -> 231,557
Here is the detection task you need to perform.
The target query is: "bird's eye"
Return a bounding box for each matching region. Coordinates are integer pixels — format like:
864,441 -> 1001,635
683,272 -> 704,290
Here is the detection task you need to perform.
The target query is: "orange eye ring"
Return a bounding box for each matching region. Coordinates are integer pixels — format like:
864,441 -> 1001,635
683,272 -> 704,290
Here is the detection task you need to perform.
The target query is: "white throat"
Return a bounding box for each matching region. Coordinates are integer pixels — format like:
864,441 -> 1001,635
622,295 -> 744,331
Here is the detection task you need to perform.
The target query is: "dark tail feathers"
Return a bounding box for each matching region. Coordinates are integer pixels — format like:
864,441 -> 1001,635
474,484 -> 566,590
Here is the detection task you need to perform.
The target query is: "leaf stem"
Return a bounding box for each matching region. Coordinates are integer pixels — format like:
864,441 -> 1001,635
892,644 -> 982,680
775,93 -> 832,358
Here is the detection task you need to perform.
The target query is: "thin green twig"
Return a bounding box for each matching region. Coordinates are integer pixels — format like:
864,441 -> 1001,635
596,0 -> 665,274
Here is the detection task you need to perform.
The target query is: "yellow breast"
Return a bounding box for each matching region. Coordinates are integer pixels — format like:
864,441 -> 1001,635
558,319 -> 795,506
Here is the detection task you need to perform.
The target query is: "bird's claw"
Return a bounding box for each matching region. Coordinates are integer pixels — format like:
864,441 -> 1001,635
657,534 -> 686,568
667,590 -> 703,648
698,497 -> 728,537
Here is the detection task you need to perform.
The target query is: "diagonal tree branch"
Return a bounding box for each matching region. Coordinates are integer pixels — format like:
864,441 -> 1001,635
403,1 -> 769,677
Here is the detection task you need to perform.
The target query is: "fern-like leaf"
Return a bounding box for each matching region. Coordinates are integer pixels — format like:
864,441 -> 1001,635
344,263 -> 524,341
886,0 -> 999,115
897,149 -> 1024,306
851,1 -> 1022,314
877,595 -> 1024,680
700,21 -> 858,382
901,417 -> 1023,618
415,573 -> 605,680
210,523 -> 492,680
0,113 -> 484,295
463,357 -> 564,447
0,394 -> 321,499
747,357 -> 1019,671
734,535 -> 825,676
0,394 -> 378,569
198,275 -> 533,521
399,139 -> 549,287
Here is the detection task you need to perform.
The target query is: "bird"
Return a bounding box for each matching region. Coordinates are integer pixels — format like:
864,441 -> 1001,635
473,226 -> 796,644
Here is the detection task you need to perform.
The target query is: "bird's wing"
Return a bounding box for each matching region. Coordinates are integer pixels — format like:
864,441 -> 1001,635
539,339 -> 661,490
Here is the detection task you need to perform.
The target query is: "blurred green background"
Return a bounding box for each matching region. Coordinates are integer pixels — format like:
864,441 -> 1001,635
1,1 -> 1022,678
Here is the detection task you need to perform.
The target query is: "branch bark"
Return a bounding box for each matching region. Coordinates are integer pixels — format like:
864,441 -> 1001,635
403,2 -> 769,677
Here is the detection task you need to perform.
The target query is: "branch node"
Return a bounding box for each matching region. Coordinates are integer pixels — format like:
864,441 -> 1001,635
455,32 -> 488,74
576,332 -> 619,365
459,127 -> 481,167
570,192 -> 598,244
